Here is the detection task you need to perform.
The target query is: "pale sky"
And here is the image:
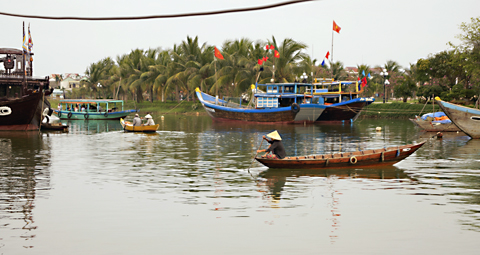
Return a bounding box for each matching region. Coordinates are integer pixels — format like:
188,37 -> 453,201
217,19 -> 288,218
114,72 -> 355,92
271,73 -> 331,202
1,0 -> 479,77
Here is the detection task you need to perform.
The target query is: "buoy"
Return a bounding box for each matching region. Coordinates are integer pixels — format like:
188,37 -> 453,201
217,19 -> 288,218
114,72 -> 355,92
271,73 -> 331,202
161,116 -> 164,120
376,127 -> 382,132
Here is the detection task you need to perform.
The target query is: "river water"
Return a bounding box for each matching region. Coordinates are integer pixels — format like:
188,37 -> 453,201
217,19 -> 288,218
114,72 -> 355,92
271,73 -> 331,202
1,115 -> 479,254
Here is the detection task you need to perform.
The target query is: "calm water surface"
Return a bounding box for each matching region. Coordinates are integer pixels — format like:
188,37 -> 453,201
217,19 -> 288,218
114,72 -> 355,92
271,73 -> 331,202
1,115 -> 479,254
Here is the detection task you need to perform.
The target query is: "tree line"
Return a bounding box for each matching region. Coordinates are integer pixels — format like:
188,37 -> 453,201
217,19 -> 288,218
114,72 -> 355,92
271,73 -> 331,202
67,17 -> 480,104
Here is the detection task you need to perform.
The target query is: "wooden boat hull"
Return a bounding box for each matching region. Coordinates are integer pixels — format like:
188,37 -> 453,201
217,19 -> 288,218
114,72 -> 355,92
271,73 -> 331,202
255,141 -> 426,169
41,122 -> 68,131
55,110 -> 136,120
120,118 -> 159,132
0,92 -> 43,131
196,91 -> 300,123
316,99 -> 373,122
409,117 -> 460,132
435,97 -> 480,138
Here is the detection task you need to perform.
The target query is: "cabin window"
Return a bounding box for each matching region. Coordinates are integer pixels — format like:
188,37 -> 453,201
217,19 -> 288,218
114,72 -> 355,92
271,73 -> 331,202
266,86 -> 278,93
256,97 -> 278,108
284,86 -> 294,93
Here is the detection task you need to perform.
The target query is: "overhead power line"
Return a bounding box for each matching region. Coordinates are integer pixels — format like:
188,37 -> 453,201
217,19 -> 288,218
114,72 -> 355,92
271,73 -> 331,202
0,0 -> 316,21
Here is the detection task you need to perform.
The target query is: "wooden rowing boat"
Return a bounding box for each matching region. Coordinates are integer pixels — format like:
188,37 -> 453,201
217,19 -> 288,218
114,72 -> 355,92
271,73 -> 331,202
255,141 -> 426,169
120,118 -> 159,132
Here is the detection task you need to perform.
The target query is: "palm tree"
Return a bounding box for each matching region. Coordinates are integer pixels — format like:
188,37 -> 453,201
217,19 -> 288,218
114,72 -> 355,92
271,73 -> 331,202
329,61 -> 347,81
266,37 -> 308,83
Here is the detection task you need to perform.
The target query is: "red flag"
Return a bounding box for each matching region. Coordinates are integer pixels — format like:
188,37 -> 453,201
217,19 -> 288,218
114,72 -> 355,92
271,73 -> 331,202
274,50 -> 280,58
361,77 -> 367,87
325,51 -> 330,59
265,45 -> 270,50
214,47 -> 224,60
258,59 -> 263,65
333,20 -> 341,33
270,45 -> 274,49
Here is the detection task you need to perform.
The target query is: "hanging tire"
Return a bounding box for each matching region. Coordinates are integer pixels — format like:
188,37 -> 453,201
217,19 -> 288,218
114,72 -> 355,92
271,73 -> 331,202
68,112 -> 72,118
58,112 -> 62,118
350,156 -> 357,164
84,113 -> 89,119
104,112 -> 108,117
291,103 -> 300,113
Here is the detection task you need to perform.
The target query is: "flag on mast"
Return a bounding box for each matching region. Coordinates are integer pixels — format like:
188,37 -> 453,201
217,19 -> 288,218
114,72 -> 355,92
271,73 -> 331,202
333,20 -> 341,33
325,51 -> 330,59
28,23 -> 33,55
214,47 -> 224,60
22,22 -> 28,53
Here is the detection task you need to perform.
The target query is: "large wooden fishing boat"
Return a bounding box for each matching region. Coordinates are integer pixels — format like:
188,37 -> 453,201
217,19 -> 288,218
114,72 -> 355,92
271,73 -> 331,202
255,141 -> 425,169
0,47 -> 52,131
435,97 -> 480,138
120,118 -> 159,132
409,112 -> 460,132
55,99 -> 136,120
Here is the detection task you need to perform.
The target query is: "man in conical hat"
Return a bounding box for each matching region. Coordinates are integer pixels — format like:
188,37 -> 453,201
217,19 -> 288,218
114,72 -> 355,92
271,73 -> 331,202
257,130 -> 286,159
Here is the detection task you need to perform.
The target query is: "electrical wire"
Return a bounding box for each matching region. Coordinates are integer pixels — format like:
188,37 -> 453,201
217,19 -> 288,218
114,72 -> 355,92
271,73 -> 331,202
0,0 -> 316,21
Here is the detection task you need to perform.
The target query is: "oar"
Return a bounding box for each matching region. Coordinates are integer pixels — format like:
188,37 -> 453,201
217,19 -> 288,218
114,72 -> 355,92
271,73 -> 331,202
247,138 -> 264,173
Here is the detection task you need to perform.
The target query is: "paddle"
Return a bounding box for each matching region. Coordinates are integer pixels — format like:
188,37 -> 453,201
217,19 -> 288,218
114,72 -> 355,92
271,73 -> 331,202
247,137 -> 264,173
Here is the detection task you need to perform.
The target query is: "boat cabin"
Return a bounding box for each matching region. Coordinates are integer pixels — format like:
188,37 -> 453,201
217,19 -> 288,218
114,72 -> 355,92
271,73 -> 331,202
58,99 -> 125,113
0,48 -> 49,99
310,78 -> 363,104
255,83 -> 315,109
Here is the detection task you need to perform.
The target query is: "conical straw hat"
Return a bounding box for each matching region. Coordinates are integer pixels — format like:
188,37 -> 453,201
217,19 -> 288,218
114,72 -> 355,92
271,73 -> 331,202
267,130 -> 282,140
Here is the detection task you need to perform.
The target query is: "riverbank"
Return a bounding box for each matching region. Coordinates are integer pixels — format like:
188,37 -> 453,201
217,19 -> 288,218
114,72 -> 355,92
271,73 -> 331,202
359,102 -> 441,119
48,98 -> 442,119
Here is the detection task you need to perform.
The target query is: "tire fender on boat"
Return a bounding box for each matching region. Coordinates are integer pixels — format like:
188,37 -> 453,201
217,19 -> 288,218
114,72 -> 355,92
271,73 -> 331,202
349,156 -> 357,164
68,112 -> 72,118
84,113 -> 89,119
104,112 -> 108,117
58,111 -> 62,118
291,103 -> 300,113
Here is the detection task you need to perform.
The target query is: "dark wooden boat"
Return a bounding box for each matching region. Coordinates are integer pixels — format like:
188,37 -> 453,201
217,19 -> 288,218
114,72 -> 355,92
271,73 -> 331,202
255,141 -> 426,169
0,47 -> 52,131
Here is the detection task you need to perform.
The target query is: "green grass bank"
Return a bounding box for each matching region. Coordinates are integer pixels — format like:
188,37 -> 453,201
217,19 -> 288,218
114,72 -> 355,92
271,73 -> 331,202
359,102 -> 441,119
48,98 -> 443,119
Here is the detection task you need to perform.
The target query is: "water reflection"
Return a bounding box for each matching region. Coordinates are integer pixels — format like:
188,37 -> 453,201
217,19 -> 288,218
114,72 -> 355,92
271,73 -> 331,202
61,119 -> 124,134
0,132 -> 50,248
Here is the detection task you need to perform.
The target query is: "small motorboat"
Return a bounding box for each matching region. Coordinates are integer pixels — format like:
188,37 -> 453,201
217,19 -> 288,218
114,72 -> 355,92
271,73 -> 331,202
120,118 -> 159,132
255,141 -> 426,169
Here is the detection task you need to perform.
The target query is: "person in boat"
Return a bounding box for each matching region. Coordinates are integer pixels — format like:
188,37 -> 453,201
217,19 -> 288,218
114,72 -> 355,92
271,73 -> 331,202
257,130 -> 286,159
144,114 -> 155,126
132,114 -> 142,126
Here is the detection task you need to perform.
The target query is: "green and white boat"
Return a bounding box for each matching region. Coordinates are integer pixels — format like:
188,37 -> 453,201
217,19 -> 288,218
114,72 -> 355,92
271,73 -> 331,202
54,99 -> 137,120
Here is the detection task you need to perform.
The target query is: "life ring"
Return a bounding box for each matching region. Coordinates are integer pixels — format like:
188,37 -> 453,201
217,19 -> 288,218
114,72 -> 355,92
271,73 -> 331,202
84,113 -> 89,119
104,112 -> 108,117
291,103 -> 300,113
0,106 -> 12,116
350,156 -> 357,164
58,111 -> 62,118
68,112 -> 72,118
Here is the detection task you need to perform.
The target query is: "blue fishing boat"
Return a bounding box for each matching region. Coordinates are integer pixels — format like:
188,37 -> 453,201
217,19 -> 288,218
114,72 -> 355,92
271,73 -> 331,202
435,97 -> 480,138
195,83 -> 323,123
54,99 -> 137,120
